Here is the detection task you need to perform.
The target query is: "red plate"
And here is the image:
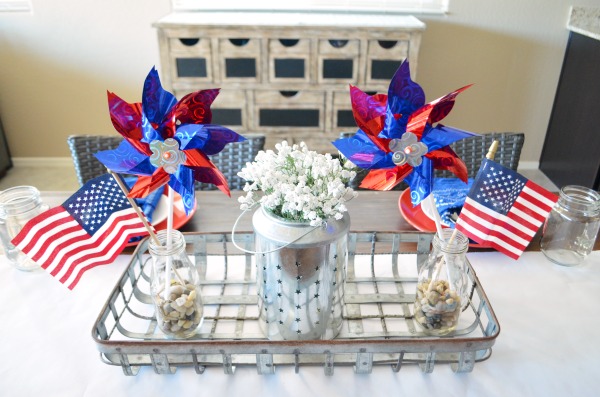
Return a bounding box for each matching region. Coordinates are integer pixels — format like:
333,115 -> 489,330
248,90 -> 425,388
398,189 -> 446,233
398,189 -> 479,247
126,192 -> 197,246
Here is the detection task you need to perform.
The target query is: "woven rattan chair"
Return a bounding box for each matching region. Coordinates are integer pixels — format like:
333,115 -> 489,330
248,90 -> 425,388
67,134 -> 266,190
67,135 -> 123,186
435,132 -> 525,178
338,132 -> 525,188
194,133 -> 265,190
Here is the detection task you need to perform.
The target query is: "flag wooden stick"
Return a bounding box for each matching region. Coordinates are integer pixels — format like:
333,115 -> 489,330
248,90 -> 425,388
107,170 -> 160,246
109,170 -> 186,291
445,139 -> 499,246
427,140 -> 500,292
486,140 -> 499,161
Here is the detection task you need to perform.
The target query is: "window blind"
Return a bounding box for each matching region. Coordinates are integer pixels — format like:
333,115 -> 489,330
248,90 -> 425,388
172,0 -> 448,14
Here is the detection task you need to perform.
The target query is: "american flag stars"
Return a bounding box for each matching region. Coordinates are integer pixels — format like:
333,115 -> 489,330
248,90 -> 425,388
475,166 -> 527,215
455,159 -> 558,259
63,178 -> 130,233
11,173 -> 148,289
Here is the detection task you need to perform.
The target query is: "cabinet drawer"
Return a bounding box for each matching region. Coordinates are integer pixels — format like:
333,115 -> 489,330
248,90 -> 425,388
171,56 -> 213,82
211,89 -> 248,129
366,40 -> 409,84
255,90 -> 324,106
290,131 -> 338,154
166,37 -> 213,82
218,38 -> 262,83
269,38 -> 311,54
268,39 -> 311,83
332,91 -> 357,132
169,37 -> 212,54
253,90 -> 325,131
318,39 -> 360,55
317,40 -> 360,84
172,89 -> 248,130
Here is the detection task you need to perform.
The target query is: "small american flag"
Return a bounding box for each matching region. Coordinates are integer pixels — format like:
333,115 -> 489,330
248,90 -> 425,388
455,159 -> 558,259
11,174 -> 149,289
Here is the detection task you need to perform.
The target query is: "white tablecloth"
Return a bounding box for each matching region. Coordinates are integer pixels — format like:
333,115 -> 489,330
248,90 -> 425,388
1,250 -> 599,397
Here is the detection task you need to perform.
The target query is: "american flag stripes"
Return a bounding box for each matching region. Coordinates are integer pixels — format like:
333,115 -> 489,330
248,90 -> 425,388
455,159 -> 558,259
11,174 -> 149,289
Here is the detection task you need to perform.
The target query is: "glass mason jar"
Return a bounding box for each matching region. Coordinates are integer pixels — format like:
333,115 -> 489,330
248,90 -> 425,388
149,230 -> 203,338
0,186 -> 48,271
541,185 -> 600,267
414,229 -> 469,336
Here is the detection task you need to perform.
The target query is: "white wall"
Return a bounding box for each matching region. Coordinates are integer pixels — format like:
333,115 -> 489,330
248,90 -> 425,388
417,0 -> 598,165
0,0 -> 171,157
0,0 -> 597,163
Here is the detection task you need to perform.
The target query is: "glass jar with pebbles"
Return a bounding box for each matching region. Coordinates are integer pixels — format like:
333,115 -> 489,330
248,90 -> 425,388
149,230 -> 203,338
414,229 -> 469,336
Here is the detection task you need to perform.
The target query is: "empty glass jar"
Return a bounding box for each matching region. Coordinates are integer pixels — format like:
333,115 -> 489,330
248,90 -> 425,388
0,186 -> 48,271
414,229 -> 469,336
541,185 -> 600,266
149,230 -> 203,338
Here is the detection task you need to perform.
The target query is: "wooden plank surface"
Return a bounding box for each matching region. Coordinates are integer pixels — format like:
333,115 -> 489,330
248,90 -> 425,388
181,190 -> 414,234
41,190 -> 599,252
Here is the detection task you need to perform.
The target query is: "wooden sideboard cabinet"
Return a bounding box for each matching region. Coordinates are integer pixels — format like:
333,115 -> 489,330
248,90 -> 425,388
153,12 -> 425,152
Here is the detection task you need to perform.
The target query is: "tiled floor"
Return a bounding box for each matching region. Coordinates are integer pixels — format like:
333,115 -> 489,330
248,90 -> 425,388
0,161 -> 559,192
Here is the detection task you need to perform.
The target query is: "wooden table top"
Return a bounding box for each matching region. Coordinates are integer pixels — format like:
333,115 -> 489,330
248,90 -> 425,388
42,190 -> 599,252
178,190 -> 553,252
180,190 -> 412,233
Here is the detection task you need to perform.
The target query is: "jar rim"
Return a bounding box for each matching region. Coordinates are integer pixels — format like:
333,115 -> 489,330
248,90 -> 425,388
148,229 -> 186,256
0,186 -> 42,215
254,206 -> 350,248
432,229 -> 469,254
559,185 -> 600,214
262,206 -> 311,227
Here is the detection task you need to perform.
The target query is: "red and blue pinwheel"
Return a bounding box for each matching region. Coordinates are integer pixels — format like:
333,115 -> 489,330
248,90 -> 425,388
333,60 -> 478,206
96,67 -> 245,215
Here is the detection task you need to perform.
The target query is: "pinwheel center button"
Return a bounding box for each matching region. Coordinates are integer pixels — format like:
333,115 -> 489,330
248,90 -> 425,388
150,138 -> 187,174
392,150 -> 407,165
388,133 -> 428,167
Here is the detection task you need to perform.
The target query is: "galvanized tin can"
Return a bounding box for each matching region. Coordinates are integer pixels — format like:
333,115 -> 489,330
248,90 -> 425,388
253,207 -> 350,340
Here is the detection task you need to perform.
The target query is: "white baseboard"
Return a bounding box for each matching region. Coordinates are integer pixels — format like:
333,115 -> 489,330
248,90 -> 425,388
12,157 -> 73,167
517,161 -> 539,170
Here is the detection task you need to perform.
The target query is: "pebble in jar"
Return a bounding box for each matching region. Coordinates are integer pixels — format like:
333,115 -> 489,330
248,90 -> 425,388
414,229 -> 469,336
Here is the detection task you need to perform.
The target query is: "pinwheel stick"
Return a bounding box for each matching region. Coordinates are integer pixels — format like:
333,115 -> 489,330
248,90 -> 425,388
165,186 -> 175,299
445,139 -> 499,246
108,170 -> 185,293
426,192 -> 454,287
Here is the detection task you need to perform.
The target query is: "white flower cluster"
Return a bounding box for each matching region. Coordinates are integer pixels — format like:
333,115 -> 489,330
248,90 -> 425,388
238,141 -> 357,226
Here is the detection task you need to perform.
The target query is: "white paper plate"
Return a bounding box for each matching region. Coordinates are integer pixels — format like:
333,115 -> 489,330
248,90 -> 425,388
420,197 -> 451,227
150,196 -> 168,225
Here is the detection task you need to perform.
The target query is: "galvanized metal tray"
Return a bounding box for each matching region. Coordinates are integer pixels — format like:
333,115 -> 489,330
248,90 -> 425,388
92,231 -> 500,376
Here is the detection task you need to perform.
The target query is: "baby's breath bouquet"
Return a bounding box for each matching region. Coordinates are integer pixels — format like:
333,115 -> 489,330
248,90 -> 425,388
238,141 -> 357,227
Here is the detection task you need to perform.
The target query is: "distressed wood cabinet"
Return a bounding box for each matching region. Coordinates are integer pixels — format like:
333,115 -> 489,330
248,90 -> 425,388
154,12 -> 425,152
